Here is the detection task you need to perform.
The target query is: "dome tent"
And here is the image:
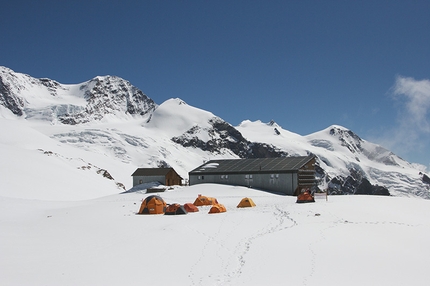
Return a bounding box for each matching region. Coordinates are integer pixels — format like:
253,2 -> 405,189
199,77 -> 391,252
208,204 -> 227,214
296,189 -> 315,203
193,194 -> 218,206
165,203 -> 188,215
237,197 -> 256,208
183,203 -> 199,212
137,195 -> 167,214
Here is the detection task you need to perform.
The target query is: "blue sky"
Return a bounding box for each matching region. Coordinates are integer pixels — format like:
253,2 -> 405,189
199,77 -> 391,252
1,1 -> 430,166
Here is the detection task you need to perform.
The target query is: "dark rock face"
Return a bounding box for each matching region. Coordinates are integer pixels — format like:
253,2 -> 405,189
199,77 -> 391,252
329,126 -> 363,153
0,68 -> 156,124
58,76 -> 156,124
0,77 -> 24,116
421,173 -> 430,184
157,160 -> 170,168
326,169 -> 390,196
172,118 -> 288,159
355,178 -> 390,196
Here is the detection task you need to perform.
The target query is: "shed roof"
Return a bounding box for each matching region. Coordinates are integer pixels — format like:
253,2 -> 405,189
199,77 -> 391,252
132,168 -> 180,177
189,155 -> 315,175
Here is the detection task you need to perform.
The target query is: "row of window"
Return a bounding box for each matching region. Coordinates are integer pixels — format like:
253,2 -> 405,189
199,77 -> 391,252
197,174 -> 280,180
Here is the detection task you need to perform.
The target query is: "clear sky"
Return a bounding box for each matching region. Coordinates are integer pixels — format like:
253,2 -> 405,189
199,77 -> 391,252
1,1 -> 430,167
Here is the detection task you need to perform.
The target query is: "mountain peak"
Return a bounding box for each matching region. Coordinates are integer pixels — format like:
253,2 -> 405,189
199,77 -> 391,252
1,66 -> 429,199
0,68 -> 156,124
164,98 -> 188,106
268,119 -> 279,127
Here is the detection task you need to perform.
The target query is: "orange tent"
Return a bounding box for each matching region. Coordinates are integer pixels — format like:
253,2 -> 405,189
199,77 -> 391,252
165,203 -> 188,215
193,194 -> 218,206
208,204 -> 227,214
296,190 -> 315,203
137,195 -> 167,214
183,203 -> 199,212
237,197 -> 256,208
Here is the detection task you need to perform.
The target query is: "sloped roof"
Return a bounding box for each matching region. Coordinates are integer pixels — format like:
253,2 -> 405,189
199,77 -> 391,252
189,155 -> 315,175
132,168 -> 180,177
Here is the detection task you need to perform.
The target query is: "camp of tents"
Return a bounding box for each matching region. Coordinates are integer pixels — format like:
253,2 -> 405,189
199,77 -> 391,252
137,194 -> 256,215
137,190 -> 320,216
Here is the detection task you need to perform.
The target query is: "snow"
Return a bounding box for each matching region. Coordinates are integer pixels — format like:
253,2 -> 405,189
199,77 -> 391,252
2,67 -> 430,285
2,66 -> 430,198
0,67 -> 87,108
2,184 -> 430,285
146,98 -> 218,137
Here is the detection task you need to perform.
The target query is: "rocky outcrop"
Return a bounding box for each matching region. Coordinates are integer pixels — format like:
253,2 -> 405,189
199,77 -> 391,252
0,67 -> 156,124
324,167 -> 390,196
0,77 -> 24,116
58,76 -> 156,124
172,118 -> 288,158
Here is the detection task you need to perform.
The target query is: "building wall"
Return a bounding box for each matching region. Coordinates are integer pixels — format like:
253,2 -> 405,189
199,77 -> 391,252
133,175 -> 166,187
189,172 -> 298,195
296,157 -> 317,194
165,170 -> 182,186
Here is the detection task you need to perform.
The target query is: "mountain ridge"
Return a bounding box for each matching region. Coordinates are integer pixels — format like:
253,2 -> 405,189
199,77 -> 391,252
1,66 -> 429,200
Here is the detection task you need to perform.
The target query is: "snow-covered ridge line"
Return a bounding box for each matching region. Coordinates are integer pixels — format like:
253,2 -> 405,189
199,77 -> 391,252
1,66 -> 429,200
0,66 -> 157,124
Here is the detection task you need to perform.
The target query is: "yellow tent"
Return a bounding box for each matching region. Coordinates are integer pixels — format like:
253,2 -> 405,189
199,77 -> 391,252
237,197 -> 256,208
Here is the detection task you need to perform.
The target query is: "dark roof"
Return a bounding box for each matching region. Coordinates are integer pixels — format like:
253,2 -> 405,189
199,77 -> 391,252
132,168 -> 180,177
189,155 -> 315,175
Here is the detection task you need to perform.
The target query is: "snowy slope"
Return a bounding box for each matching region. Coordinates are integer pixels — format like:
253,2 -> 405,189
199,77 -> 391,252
237,121 -> 429,198
1,185 -> 430,286
0,66 -> 156,123
1,66 -> 430,200
2,67 -> 430,286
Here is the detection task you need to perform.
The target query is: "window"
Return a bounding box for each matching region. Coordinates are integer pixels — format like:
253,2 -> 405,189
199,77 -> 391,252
139,179 -> 143,184
270,174 -> 280,184
198,175 -> 205,180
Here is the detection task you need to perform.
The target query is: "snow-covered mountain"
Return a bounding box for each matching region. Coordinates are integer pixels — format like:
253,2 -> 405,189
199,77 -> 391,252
0,66 -> 156,123
1,66 -> 429,200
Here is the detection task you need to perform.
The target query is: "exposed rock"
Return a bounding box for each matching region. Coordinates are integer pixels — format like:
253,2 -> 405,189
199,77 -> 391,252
172,118 -> 288,158
327,171 -> 390,196
356,178 -> 390,196
58,76 -> 156,124
0,67 -> 156,124
0,77 -> 24,116
420,172 -> 430,184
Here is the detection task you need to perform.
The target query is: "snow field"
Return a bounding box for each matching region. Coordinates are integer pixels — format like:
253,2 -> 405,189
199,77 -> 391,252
1,184 -> 430,285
